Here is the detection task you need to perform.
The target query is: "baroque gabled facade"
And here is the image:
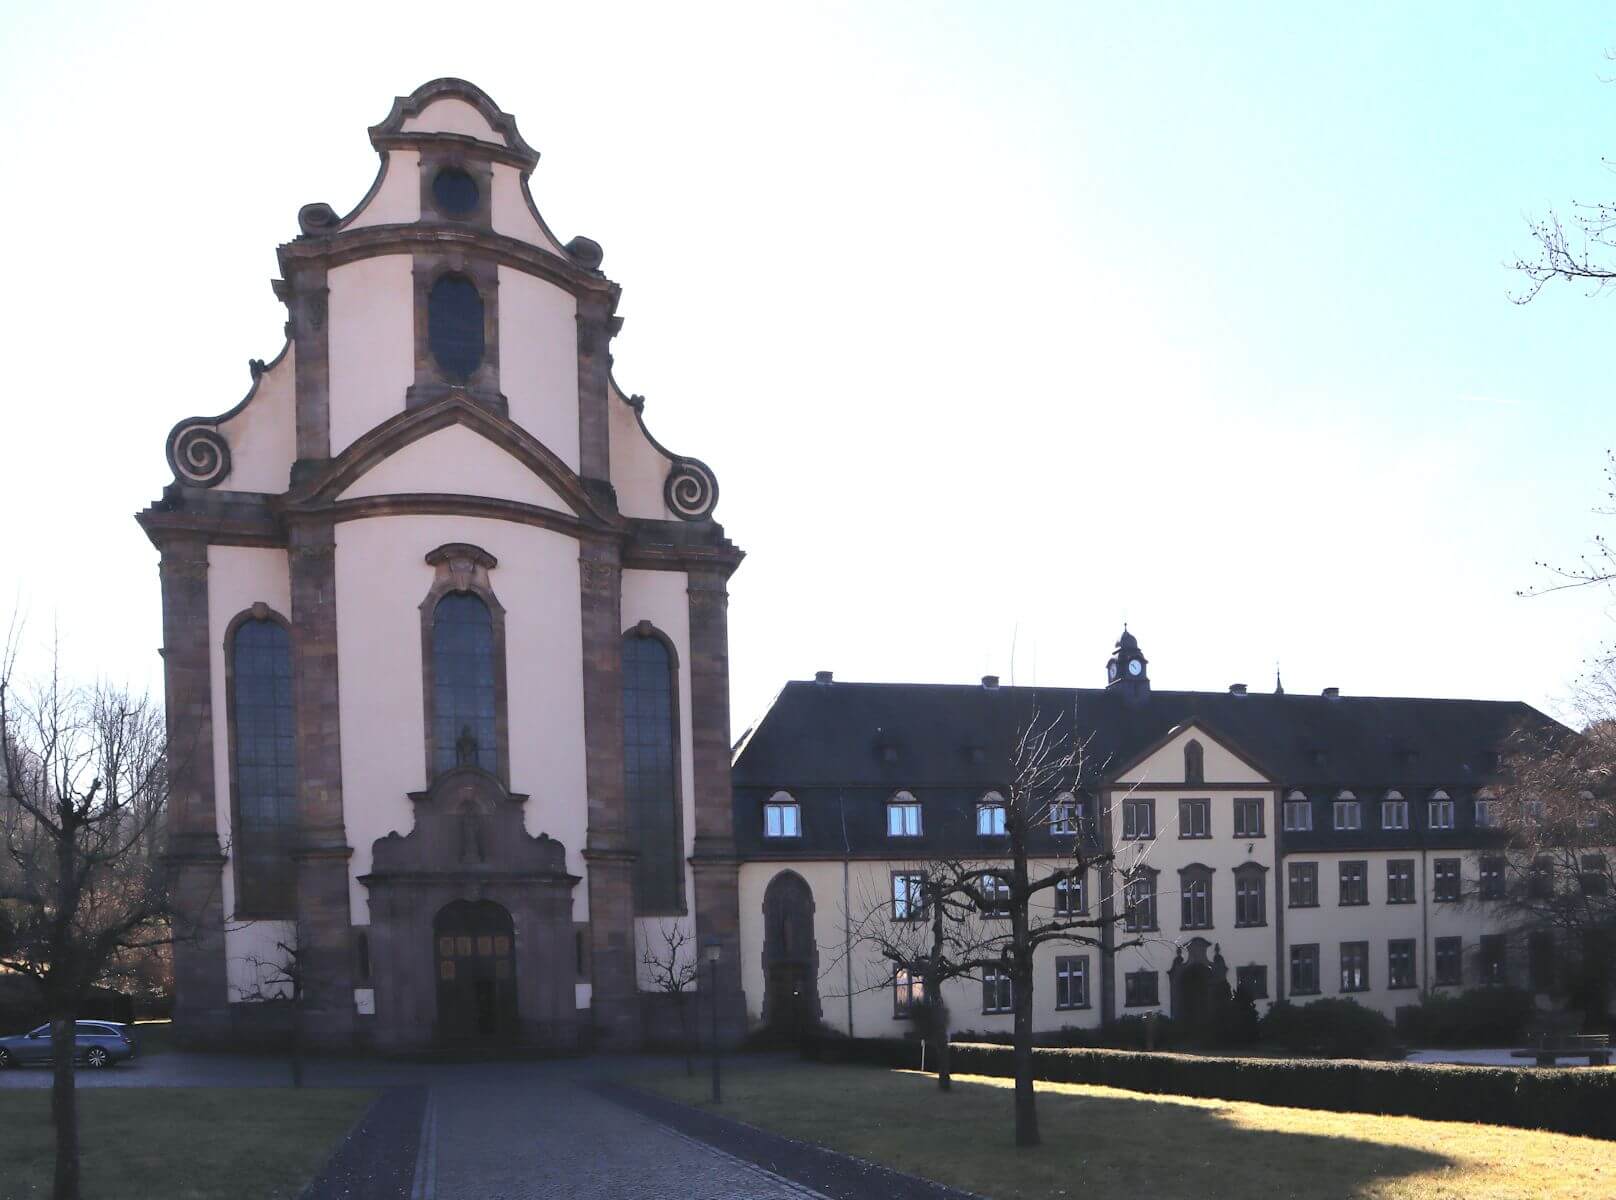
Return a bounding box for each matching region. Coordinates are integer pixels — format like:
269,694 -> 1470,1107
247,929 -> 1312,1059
138,79 -> 746,1051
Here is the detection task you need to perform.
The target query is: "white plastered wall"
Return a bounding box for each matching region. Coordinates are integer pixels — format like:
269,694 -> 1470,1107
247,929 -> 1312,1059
334,514 -> 589,925
205,545 -> 297,1000
217,345 -> 296,494
336,423 -> 573,512
498,267 -> 580,470
328,254 -> 415,456
607,381 -> 677,520
491,164 -> 566,256
737,858 -> 1105,1039
344,150 -> 422,229
621,568 -> 697,989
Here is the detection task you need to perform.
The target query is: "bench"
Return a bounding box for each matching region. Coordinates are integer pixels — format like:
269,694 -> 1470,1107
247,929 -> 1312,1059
1510,1033 -> 1611,1067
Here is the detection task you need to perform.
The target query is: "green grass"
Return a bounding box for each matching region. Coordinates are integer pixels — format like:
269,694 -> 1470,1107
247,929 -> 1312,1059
0,1088 -> 374,1200
641,1063 -> 1616,1199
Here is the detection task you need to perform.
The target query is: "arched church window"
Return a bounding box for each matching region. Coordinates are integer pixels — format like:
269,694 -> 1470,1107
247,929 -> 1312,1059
623,630 -> 682,913
229,616 -> 296,916
1184,739 -> 1204,784
428,274 -> 485,380
431,592 -> 496,776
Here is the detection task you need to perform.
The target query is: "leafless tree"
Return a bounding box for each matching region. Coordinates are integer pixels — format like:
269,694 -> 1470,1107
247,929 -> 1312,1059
236,938 -> 307,1087
0,625 -> 177,1200
639,921 -> 700,1075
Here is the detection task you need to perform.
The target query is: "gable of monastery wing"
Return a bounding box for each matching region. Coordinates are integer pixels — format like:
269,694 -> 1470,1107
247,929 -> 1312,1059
151,78 -> 722,531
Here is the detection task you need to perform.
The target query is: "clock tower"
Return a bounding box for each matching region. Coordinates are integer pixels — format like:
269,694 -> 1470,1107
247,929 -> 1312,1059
1106,627 -> 1151,706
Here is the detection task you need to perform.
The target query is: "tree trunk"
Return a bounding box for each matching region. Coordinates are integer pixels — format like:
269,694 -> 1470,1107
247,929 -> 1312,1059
682,991 -> 695,1078
290,999 -> 304,1089
50,1012 -> 81,1200
1011,958 -> 1039,1147
929,997 -> 952,1092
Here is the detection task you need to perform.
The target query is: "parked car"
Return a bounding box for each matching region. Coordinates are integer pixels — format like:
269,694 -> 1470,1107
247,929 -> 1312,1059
0,1021 -> 137,1068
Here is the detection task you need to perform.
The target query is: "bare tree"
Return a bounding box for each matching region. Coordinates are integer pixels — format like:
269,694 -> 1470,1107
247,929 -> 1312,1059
236,938 -> 307,1087
0,627 -> 177,1200
639,921 -> 700,1075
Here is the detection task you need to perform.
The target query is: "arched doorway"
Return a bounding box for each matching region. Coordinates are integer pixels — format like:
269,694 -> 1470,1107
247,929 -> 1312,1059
761,871 -> 821,1039
434,899 -> 518,1043
1169,938 -> 1228,1039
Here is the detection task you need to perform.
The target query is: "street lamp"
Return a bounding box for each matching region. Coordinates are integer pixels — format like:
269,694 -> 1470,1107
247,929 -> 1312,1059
704,936 -> 723,1103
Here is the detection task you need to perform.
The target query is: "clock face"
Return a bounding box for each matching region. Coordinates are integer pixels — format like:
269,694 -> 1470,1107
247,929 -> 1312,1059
1127,659 -> 1144,677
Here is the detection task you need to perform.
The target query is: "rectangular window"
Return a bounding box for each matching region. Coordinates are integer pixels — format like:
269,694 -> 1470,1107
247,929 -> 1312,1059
1123,798 -> 1155,840
1529,932 -> 1556,992
1288,862 -> 1318,908
894,968 -> 924,1017
1179,798 -> 1210,839
1181,875 -> 1211,930
1283,800 -> 1313,832
892,872 -> 925,921
887,801 -> 922,838
1474,799 -> 1499,828
1434,858 -> 1461,902
980,874 -> 1011,918
976,802 -> 1006,837
1124,872 -> 1158,932
1055,955 -> 1090,1010
1050,799 -> 1083,835
763,801 -> 800,838
1290,943 -> 1320,995
1388,939 -> 1416,989
1434,936 -> 1462,987
1338,861 -> 1368,906
1480,934 -> 1507,985
1386,859 -> 1415,904
1124,970 -> 1159,1008
1234,798 -> 1265,838
1581,854 -> 1609,896
1381,800 -> 1409,831
981,967 -> 1013,1014
1333,800 -> 1362,831
1054,872 -> 1085,916
1528,857 -> 1553,900
1235,870 -> 1266,927
1480,855 -> 1506,901
1340,941 -> 1370,992
1428,799 -> 1455,830
1235,964 -> 1269,999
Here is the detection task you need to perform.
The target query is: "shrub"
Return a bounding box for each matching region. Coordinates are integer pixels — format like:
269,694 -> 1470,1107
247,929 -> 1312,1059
798,1034 -> 1616,1140
1260,997 -> 1400,1058
1397,988 -> 1536,1047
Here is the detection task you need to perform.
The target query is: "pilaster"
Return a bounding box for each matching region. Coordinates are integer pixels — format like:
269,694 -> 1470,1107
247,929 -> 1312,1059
287,266 -> 331,470
575,295 -> 615,483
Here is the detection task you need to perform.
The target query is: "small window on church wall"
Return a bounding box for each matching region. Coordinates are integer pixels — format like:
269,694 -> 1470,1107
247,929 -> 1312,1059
431,592 -> 497,776
432,167 -> 480,215
428,274 -> 485,380
623,633 -> 681,913
231,618 -> 296,915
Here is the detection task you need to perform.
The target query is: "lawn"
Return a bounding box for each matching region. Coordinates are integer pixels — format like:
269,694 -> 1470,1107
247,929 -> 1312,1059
641,1063 -> 1614,1199
0,1088 -> 374,1199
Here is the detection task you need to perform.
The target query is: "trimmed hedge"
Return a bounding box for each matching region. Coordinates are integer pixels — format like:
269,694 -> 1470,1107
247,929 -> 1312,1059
801,1035 -> 1616,1140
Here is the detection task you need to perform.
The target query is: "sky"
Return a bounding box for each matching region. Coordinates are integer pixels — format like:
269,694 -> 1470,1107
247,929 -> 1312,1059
1,1 -> 1613,736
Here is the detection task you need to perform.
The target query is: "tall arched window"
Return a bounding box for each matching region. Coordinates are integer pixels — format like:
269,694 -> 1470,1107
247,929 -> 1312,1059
230,616 -> 296,916
1184,739 -> 1205,784
623,631 -> 682,912
431,592 -> 496,776
428,274 -> 485,380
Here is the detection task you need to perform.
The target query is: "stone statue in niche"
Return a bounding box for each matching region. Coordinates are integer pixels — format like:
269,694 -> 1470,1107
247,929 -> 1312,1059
455,725 -> 480,767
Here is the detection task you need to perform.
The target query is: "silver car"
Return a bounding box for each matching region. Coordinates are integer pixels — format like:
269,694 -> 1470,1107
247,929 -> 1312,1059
0,1021 -> 137,1069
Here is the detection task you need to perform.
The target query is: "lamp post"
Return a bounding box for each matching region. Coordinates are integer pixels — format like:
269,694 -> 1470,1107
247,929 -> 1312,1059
704,936 -> 722,1104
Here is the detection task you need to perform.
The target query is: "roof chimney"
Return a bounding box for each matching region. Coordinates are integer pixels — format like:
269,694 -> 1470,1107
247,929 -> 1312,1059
814,670 -> 834,685
1322,686 -> 1340,699
981,674 -> 1000,690
1229,683 -> 1247,695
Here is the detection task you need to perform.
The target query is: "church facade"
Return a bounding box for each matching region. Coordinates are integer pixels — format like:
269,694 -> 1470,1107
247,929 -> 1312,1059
139,79 -> 746,1051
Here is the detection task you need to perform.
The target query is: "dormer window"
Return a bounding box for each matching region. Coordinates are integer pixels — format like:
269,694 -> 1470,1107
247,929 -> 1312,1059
1381,792 -> 1409,831
1049,794 -> 1083,835
1283,791 -> 1312,832
1332,792 -> 1361,831
887,793 -> 922,838
976,794 -> 1007,837
763,794 -> 801,839
1428,791 -> 1455,831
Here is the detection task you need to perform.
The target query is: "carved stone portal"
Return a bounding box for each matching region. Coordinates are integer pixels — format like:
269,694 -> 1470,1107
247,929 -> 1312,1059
359,766 -> 582,1051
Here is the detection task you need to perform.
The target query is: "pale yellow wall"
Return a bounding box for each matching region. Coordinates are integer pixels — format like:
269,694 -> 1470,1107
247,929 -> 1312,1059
345,150 -> 422,230
491,164 -> 566,255
1116,724 -> 1268,787
216,345 -> 296,494
498,267 -> 581,469
334,514 -> 589,925
335,422 -> 573,512
607,379 -> 678,520
400,97 -> 502,141
328,254 -> 414,456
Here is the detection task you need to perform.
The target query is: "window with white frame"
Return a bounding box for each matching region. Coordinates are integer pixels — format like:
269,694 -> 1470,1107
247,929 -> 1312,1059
1333,793 -> 1362,831
1474,799 -> 1499,828
1283,792 -> 1313,832
1428,796 -> 1455,830
1054,872 -> 1085,916
763,795 -> 801,838
1523,799 -> 1547,824
976,795 -> 1007,837
887,794 -> 922,838
1234,797 -> 1264,838
1340,941 -> 1370,992
1179,798 -> 1210,839
1049,794 -> 1083,835
1382,794 -> 1409,830
1055,956 -> 1089,1009
1235,864 -> 1266,926
1387,859 -> 1415,904
1123,797 -> 1155,840
892,872 -> 926,921
981,966 -> 1013,1013
1180,867 -> 1213,930
1125,868 -> 1158,931
980,874 -> 1011,918
1124,970 -> 1159,1007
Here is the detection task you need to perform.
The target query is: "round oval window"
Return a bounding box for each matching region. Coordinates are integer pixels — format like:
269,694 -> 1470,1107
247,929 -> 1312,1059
432,167 -> 479,215
428,275 -> 485,380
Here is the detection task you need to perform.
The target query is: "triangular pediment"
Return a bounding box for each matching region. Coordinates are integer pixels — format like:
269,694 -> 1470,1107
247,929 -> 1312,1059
336,422 -> 572,512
